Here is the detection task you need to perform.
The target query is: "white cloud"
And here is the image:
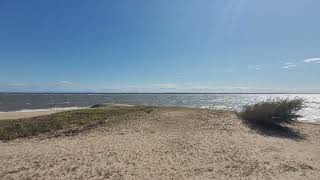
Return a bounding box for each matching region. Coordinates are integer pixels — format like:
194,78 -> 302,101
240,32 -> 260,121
281,62 -> 297,69
59,81 -> 72,84
248,65 -> 261,70
303,57 -> 320,64
48,81 -> 76,88
222,67 -> 234,73
281,65 -> 296,69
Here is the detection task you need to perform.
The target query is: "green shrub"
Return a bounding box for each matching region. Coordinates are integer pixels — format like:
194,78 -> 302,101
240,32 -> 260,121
239,98 -> 304,126
90,103 -> 109,108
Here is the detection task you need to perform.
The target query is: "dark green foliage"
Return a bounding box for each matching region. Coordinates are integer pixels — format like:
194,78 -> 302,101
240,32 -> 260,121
90,104 -> 110,108
0,106 -> 153,141
239,98 -> 304,126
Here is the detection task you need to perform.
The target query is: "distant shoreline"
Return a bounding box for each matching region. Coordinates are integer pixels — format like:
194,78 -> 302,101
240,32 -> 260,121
1,92 -> 320,94
0,107 -> 84,120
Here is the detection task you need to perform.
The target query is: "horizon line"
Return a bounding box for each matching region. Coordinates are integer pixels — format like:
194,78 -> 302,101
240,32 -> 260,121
1,92 -> 320,95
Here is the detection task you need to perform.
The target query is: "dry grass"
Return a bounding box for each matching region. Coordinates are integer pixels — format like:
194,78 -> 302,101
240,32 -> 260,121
239,98 -> 304,126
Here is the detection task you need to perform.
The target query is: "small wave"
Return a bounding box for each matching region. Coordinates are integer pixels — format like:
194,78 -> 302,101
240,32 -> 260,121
200,105 -> 210,109
298,116 -> 320,124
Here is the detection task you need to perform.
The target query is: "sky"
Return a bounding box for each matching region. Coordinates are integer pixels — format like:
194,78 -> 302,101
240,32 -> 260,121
0,0 -> 320,93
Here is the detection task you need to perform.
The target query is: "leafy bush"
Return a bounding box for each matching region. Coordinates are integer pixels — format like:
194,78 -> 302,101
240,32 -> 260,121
239,98 -> 304,126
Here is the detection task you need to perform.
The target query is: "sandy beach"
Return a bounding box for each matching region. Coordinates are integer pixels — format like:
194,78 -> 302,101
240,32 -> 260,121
0,107 -> 83,120
0,106 -> 320,179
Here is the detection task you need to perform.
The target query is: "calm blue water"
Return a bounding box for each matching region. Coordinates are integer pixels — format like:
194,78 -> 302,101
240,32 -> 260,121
0,93 -> 319,123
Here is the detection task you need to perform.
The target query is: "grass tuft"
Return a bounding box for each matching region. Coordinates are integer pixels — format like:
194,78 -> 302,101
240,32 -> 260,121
239,98 -> 304,126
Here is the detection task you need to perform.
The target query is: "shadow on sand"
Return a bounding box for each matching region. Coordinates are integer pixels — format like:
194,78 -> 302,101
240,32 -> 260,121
245,122 -> 305,141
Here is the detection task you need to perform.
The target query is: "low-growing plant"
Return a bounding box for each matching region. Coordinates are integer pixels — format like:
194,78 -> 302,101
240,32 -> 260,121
0,106 -> 154,141
90,103 -> 109,108
239,98 -> 304,126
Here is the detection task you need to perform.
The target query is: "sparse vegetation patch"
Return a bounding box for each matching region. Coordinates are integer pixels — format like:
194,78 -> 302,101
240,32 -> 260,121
0,106 -> 153,141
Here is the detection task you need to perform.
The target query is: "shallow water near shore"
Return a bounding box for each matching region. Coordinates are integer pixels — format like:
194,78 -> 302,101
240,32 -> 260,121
0,93 -> 319,123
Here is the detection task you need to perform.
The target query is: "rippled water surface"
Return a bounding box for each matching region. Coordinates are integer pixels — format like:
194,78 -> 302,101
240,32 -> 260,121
0,93 -> 319,123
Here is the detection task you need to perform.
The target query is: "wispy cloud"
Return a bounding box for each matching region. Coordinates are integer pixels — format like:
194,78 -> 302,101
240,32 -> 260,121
152,83 -> 179,90
222,67 -> 234,73
48,81 -> 75,88
281,62 -> 297,69
248,65 -> 261,70
7,83 -> 28,87
175,73 -> 185,79
303,57 -> 320,64
280,57 -> 320,69
2,82 -> 320,93
0,81 -> 94,93
59,81 -> 72,84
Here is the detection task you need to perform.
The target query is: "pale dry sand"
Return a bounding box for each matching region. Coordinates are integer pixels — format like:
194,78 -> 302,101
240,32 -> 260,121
0,107 -> 320,179
0,107 -> 83,120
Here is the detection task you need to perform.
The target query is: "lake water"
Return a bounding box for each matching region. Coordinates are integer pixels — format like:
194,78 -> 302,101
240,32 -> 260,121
0,93 -> 319,123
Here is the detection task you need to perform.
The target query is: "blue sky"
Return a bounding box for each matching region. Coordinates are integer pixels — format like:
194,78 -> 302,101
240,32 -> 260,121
0,0 -> 320,93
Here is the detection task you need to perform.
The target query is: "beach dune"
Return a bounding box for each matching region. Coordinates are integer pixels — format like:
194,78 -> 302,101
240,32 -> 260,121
0,106 -> 320,179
